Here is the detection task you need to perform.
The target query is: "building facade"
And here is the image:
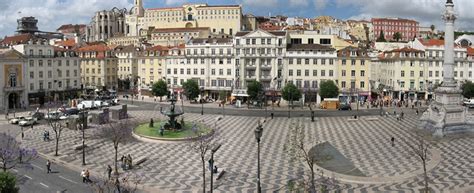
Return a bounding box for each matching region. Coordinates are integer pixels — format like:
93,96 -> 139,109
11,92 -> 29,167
126,1 -> 245,37
12,41 -> 81,104
372,18 -> 419,42
77,43 -> 118,90
85,8 -> 128,42
136,45 -> 167,94
116,45 -> 141,91
0,49 -> 27,112
185,38 -> 235,99
337,46 -> 372,102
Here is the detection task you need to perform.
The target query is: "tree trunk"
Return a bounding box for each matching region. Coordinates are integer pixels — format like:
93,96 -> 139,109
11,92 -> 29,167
55,137 -> 59,156
310,164 -> 316,192
160,97 -> 162,102
114,145 -> 119,175
201,157 -> 206,193
423,160 -> 428,193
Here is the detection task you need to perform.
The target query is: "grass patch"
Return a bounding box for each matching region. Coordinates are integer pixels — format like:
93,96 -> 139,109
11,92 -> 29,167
134,120 -> 211,139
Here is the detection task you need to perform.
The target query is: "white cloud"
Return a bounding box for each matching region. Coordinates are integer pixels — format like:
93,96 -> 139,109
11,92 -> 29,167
312,0 -> 328,11
164,0 -> 187,6
289,0 -> 309,7
0,0 -> 132,37
241,0 -> 279,8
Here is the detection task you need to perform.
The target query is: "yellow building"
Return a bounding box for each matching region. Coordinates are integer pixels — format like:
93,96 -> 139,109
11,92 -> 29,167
337,46 -> 372,102
0,49 -> 27,111
136,45 -> 167,94
127,1 -> 246,37
287,31 -> 355,51
77,43 -> 118,90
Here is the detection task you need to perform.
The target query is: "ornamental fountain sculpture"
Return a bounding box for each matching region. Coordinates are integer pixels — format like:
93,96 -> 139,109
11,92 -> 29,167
420,0 -> 474,136
161,93 -> 184,130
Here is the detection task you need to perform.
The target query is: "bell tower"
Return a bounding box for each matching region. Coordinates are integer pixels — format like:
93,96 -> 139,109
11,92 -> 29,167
133,0 -> 144,17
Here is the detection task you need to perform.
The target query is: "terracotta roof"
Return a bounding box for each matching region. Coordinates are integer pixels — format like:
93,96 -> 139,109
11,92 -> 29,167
287,44 -> 334,51
419,39 -> 444,46
55,39 -> 76,47
467,47 -> 474,56
115,45 -> 139,52
0,34 -> 34,46
57,24 -> 86,31
371,18 -> 419,23
153,27 -> 210,33
389,47 -> 424,53
146,45 -> 168,52
235,30 -> 286,37
76,44 -> 111,52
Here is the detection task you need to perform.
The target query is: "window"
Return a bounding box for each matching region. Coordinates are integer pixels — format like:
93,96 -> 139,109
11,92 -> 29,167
360,81 -> 365,88
219,69 -> 223,75
410,71 -> 414,77
252,39 -> 256,45
429,71 -> 432,77
361,60 -> 365,65
419,71 -> 424,77
30,72 -> 34,79
187,69 -> 191,74
351,70 -> 355,77
351,59 -> 356,65
297,70 -> 301,76
305,70 -> 309,76
39,71 -> 43,78
289,70 -> 293,76
29,60 -> 34,67
329,70 -> 334,77
401,71 -> 405,77
227,69 -> 232,75
313,70 -> 317,76
30,83 -> 34,91
321,59 -> 326,65
321,70 -> 325,76
341,81 -> 346,88
48,71 -> 52,78
329,59 -> 334,65
342,70 -> 346,76
305,59 -> 309,65
201,69 -> 205,75
342,59 -> 346,65
360,70 -> 365,77
289,59 -> 293,65
297,59 -> 301,65
180,69 -> 184,74
211,69 -> 216,75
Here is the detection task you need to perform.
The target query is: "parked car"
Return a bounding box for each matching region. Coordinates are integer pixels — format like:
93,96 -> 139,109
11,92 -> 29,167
463,99 -> 474,108
19,117 -> 37,126
63,108 -> 79,115
78,101 -> 94,110
31,112 -> 45,120
338,103 -> 352,110
44,111 -> 63,120
9,116 -> 26,124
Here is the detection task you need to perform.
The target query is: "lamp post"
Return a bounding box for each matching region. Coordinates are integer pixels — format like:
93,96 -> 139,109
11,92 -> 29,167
200,87 -> 204,115
254,122 -> 263,193
209,144 -> 222,193
80,110 -> 88,165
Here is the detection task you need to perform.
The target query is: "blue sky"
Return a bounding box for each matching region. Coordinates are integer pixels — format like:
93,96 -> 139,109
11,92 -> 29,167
1,0 -> 473,38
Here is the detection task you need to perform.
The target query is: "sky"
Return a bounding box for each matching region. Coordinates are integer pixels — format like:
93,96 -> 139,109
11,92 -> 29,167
1,0 -> 473,38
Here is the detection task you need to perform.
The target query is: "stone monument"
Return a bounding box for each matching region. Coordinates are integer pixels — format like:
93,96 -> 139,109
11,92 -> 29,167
420,0 -> 474,136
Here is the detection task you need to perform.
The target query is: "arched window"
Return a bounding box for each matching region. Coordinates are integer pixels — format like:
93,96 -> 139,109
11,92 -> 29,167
9,73 -> 17,87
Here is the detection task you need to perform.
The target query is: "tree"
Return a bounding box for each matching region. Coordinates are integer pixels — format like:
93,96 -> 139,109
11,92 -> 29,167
405,133 -> 431,193
393,32 -> 402,42
152,80 -> 168,102
89,171 -> 142,193
282,82 -> 302,105
188,120 -> 221,193
0,172 -> 19,193
283,121 -> 335,192
461,81 -> 474,99
0,133 -> 37,172
377,30 -> 386,42
182,80 -> 200,101
97,119 -> 135,175
47,109 -> 66,157
319,80 -> 339,100
247,80 -> 264,102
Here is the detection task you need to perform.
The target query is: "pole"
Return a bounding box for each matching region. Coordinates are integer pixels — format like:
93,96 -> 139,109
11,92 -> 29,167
201,90 -> 204,115
82,111 -> 86,165
257,140 -> 261,193
210,152 -> 214,193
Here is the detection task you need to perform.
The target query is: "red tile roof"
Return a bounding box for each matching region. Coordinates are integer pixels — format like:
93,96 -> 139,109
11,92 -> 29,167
0,34 -> 34,45
419,39 -> 444,46
389,47 -> 424,53
76,44 -> 111,52
57,24 -> 86,31
55,39 -> 76,47
467,47 -> 474,56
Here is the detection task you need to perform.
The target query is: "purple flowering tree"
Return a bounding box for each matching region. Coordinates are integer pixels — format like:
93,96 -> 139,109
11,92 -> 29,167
0,133 -> 38,172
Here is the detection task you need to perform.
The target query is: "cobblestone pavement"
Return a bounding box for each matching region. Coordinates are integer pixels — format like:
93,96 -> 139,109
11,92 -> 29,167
14,107 -> 474,192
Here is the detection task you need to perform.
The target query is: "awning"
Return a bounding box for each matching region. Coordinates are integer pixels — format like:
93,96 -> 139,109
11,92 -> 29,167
231,93 -> 249,97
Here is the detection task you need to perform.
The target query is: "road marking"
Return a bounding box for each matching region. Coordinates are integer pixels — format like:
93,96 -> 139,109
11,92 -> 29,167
24,175 -> 32,179
59,175 -> 78,184
39,183 -> 49,188
31,164 -> 43,170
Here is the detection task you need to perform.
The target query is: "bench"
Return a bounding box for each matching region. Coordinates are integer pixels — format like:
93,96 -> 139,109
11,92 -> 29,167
74,144 -> 87,150
215,168 -> 226,180
134,156 -> 147,166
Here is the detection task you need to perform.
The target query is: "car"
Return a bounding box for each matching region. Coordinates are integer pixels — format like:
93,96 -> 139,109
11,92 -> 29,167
463,99 -> 474,108
31,112 -> 45,120
44,111 -> 63,120
63,108 -> 79,116
338,103 -> 352,110
9,116 -> 25,124
19,117 -> 37,126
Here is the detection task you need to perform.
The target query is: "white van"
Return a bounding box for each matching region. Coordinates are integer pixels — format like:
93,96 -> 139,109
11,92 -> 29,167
78,101 -> 94,110
463,99 -> 474,108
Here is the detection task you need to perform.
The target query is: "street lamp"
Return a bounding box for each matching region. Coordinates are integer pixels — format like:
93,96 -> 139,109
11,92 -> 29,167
254,121 -> 264,193
209,144 -> 222,193
80,110 -> 88,165
200,87 -> 204,115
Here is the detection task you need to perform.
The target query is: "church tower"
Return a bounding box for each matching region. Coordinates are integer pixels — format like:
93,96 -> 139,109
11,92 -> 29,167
133,0 -> 144,17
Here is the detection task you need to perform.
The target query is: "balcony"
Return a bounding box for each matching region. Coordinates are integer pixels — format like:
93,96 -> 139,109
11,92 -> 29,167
3,86 -> 25,92
245,64 -> 257,69
245,76 -> 256,80
260,75 -> 272,81
260,64 -> 272,69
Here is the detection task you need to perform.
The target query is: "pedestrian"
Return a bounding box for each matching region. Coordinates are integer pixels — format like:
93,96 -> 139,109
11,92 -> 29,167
85,169 -> 91,183
5,112 -> 8,120
107,165 -> 112,180
396,114 -> 400,121
81,170 -> 87,183
393,111 -> 397,116
127,154 -> 133,169
391,137 -> 395,147
270,112 -> 274,119
142,96 -> 144,101
401,111 -> 404,120
30,124 -> 33,129
46,160 -> 52,173
416,109 -> 419,115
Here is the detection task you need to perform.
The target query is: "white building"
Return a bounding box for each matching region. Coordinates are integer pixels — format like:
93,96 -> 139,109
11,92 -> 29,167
185,38 -> 235,99
12,40 -> 81,104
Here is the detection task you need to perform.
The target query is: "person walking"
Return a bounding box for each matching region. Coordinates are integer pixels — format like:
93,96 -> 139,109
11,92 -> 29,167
391,137 -> 395,147
401,111 -> 404,120
46,160 -> 52,173
81,170 -> 87,183
107,165 -> 112,180
85,169 -> 91,183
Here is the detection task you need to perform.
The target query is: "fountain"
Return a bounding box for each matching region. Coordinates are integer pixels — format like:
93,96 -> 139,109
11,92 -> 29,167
161,94 -> 184,130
